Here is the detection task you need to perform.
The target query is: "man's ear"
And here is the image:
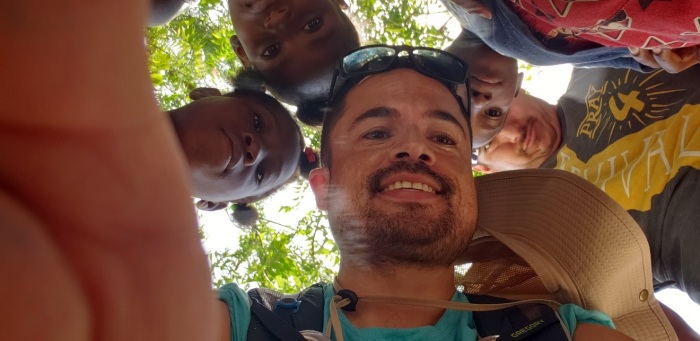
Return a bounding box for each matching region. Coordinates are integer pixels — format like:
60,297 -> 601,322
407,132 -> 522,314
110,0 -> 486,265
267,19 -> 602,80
309,167 -> 330,211
514,72 -> 525,97
473,164 -> 493,174
229,35 -> 252,68
195,200 -> 229,211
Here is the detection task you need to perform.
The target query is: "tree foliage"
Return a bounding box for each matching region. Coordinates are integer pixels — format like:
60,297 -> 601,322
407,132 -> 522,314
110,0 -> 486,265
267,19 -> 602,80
146,0 -> 524,292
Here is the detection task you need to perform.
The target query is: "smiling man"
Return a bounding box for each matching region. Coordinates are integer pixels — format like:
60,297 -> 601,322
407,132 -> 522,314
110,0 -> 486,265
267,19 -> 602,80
215,45 -> 636,340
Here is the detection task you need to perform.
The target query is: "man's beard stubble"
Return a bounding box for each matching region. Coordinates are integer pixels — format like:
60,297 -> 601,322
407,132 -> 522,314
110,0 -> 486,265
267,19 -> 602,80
327,161 -> 472,270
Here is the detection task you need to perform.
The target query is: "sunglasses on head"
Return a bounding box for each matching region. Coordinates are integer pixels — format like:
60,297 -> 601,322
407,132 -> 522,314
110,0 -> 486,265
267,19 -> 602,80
328,45 -> 471,109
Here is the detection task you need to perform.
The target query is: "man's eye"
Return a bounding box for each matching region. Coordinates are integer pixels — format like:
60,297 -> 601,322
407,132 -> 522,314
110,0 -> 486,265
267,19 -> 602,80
255,164 -> 265,185
486,108 -> 503,118
253,113 -> 263,132
304,18 -> 323,31
433,134 -> 456,145
362,129 -> 390,140
262,44 -> 280,57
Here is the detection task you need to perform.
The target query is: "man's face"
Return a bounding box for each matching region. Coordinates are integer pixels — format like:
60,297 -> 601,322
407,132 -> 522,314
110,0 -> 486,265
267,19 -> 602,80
447,33 -> 523,147
228,0 -> 357,101
476,93 -> 562,172
310,69 -> 478,268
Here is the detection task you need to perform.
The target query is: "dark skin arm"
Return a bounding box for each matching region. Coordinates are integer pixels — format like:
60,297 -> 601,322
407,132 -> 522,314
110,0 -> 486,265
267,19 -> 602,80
1,1 -> 217,340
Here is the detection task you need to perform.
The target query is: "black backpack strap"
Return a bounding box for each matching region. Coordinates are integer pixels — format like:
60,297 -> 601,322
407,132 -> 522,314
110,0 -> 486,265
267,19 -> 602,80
467,294 -> 569,341
246,283 -> 325,341
248,297 -> 306,341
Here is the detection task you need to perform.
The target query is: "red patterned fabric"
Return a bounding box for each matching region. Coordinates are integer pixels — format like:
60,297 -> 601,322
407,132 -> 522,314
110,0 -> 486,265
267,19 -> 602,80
506,0 -> 700,51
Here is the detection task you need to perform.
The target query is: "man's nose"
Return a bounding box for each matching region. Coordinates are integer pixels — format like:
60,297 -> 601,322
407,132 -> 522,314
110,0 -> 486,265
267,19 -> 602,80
243,134 -> 261,166
392,133 -> 435,165
264,6 -> 290,30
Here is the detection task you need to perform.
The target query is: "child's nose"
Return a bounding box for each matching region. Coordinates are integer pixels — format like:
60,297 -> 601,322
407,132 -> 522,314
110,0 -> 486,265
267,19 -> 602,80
264,6 -> 290,30
471,89 -> 492,107
243,135 -> 261,166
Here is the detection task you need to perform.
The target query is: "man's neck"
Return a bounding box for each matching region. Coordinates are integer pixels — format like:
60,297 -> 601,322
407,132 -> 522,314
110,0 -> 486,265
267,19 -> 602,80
335,263 -> 457,328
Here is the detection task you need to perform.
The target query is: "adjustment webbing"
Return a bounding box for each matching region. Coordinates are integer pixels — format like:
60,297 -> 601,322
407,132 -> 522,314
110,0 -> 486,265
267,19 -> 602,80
324,278 -> 572,341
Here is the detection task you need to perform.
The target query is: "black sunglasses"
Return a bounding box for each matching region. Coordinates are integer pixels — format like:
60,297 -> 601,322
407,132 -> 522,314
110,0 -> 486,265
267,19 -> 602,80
328,45 -> 471,109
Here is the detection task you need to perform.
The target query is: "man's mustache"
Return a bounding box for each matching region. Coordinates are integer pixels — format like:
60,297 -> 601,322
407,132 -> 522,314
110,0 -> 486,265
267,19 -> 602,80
368,161 -> 455,198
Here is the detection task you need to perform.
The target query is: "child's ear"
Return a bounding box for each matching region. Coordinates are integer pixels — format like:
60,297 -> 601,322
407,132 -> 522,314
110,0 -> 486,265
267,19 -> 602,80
230,35 -> 252,68
514,72 -> 524,97
195,200 -> 229,211
188,87 -> 222,101
308,168 -> 330,211
472,164 -> 493,174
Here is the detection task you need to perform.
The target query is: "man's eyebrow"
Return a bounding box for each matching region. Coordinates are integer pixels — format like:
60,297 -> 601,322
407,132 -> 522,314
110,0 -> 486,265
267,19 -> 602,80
426,110 -> 467,139
350,107 -> 399,129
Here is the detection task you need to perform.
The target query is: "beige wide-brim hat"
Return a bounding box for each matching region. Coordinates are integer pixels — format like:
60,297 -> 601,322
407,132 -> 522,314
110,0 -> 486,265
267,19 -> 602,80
458,169 -> 677,340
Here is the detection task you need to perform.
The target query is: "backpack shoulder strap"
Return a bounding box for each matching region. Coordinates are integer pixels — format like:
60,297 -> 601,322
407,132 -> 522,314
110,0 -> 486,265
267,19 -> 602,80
246,283 -> 325,341
467,294 -> 569,341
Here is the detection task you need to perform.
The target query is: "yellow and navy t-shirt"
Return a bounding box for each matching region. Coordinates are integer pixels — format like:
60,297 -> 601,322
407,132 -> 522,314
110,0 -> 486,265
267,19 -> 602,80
543,65 -> 700,303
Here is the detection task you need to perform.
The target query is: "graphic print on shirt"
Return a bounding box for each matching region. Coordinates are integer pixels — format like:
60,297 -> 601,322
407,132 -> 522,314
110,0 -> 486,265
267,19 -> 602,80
680,17 -> 700,38
555,68 -> 700,211
576,69 -> 686,143
589,10 -> 632,42
548,0 -> 599,18
509,0 -> 700,48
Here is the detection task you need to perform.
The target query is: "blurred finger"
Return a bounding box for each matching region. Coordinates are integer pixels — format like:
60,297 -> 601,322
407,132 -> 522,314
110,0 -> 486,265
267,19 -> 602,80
629,47 -> 661,70
652,46 -> 699,74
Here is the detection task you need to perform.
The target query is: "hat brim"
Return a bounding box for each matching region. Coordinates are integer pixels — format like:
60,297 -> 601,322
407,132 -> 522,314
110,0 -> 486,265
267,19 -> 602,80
460,169 -> 677,340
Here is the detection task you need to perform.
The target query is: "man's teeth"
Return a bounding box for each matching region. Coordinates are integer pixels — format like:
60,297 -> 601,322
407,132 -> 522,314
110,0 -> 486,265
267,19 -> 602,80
383,181 -> 435,193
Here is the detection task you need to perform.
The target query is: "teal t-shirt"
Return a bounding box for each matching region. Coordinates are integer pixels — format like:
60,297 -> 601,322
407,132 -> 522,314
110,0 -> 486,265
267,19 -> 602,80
218,283 -> 615,341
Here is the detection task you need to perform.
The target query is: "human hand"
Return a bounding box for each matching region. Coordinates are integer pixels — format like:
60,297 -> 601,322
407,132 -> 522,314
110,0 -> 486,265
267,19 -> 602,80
629,46 -> 699,74
2,1 -> 218,340
450,0 -> 492,19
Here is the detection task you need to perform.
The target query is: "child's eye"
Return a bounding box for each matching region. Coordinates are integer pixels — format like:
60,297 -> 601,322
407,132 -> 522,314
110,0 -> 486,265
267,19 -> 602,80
262,44 -> 280,57
253,113 -> 263,132
255,164 -> 265,185
304,18 -> 323,31
363,129 -> 390,140
485,108 -> 503,118
433,134 -> 456,145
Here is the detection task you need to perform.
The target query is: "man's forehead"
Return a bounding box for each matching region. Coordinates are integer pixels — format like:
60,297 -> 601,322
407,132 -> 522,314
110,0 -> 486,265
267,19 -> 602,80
342,69 -> 461,113
334,69 -> 469,131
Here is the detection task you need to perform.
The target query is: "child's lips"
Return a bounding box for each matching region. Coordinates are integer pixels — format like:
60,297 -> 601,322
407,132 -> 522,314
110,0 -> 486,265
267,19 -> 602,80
472,74 -> 502,85
470,76 -> 501,92
221,129 -> 242,176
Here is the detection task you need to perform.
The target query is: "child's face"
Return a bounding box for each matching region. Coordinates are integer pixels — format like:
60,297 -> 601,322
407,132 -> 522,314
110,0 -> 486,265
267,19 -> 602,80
447,33 -> 523,148
228,0 -> 357,101
170,95 -> 301,202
